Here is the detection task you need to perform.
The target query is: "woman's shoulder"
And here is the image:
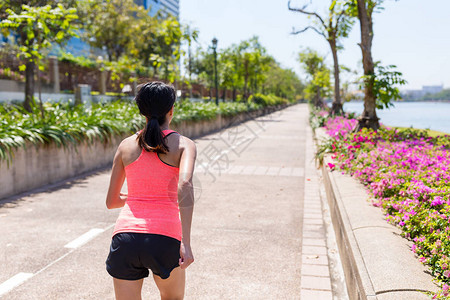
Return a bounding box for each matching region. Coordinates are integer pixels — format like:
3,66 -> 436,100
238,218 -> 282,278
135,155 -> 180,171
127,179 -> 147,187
178,135 -> 196,153
118,133 -> 140,152
164,131 -> 196,153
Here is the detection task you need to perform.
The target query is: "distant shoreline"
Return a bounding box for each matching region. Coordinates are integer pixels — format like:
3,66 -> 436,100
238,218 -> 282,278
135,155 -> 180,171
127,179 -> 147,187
398,99 -> 450,103
337,99 -> 450,104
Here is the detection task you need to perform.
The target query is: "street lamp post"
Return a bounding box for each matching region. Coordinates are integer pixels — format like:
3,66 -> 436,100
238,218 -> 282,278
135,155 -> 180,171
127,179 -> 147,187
212,37 -> 219,106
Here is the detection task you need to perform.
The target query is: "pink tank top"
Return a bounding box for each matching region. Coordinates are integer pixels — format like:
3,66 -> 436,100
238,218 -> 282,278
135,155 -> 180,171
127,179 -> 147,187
112,130 -> 182,241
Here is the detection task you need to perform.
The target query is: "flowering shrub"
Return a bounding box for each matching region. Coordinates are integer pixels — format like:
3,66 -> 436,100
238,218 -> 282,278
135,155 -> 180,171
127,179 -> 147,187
321,115 -> 450,299
0,67 -> 25,82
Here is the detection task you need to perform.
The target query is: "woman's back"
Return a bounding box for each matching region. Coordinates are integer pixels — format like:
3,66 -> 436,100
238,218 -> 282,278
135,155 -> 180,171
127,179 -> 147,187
112,130 -> 183,241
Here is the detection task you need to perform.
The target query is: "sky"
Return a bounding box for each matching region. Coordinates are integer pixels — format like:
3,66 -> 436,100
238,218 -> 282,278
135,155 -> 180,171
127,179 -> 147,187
180,0 -> 450,90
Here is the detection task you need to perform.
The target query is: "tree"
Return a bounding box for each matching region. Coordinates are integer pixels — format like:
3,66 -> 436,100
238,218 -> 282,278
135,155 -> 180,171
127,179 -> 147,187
191,47 -> 215,99
181,24 -> 199,98
238,37 -> 267,99
299,48 -> 331,108
347,0 -> 378,129
0,3 -> 78,112
79,0 -> 145,62
263,61 -> 304,100
226,37 -> 271,100
127,7 -> 159,68
189,36 -> 302,102
346,0 -> 403,130
289,0 -> 353,115
151,16 -> 184,83
219,47 -> 242,101
79,0 -> 189,84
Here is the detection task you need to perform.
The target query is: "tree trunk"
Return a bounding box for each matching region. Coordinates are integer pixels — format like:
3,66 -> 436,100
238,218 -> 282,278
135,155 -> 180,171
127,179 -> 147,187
221,89 -> 226,101
243,60 -> 249,99
329,40 -> 343,116
355,0 -> 379,130
232,88 -> 236,101
314,86 -> 324,108
37,59 -> 45,119
24,60 -> 35,113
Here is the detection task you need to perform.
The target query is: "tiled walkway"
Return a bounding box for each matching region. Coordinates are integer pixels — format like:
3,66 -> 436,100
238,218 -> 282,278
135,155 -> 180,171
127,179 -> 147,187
301,125 -> 348,300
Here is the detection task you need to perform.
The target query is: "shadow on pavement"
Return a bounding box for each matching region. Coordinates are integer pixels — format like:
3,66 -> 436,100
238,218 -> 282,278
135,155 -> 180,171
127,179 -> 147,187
0,166 -> 111,209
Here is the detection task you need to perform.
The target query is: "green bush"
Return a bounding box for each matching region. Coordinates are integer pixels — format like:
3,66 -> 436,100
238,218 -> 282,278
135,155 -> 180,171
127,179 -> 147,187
247,93 -> 290,107
58,52 -> 98,69
0,96 -> 293,162
0,100 -> 142,162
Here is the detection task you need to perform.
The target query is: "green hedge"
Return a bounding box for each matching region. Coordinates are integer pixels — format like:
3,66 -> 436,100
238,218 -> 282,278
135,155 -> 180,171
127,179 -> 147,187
0,97 -> 291,162
247,93 -> 290,107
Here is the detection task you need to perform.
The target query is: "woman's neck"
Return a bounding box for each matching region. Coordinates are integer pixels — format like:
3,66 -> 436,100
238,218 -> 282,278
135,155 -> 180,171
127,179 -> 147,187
160,122 -> 170,131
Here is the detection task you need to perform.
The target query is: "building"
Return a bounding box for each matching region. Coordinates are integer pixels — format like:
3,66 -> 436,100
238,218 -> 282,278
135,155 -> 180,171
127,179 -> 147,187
422,85 -> 443,95
142,0 -> 180,18
402,85 -> 444,100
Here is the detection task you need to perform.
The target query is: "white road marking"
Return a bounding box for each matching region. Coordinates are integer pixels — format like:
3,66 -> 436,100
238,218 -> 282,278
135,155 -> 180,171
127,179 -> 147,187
0,272 -> 33,297
201,164 -> 304,177
266,166 -> 281,176
292,167 -> 305,177
227,165 -> 245,174
64,228 -> 105,249
279,167 -> 293,176
254,166 -> 269,176
241,165 -> 257,175
104,223 -> 115,231
0,224 -> 115,297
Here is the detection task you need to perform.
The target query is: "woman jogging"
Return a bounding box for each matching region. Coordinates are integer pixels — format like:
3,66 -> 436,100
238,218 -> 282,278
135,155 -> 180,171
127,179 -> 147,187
105,82 -> 196,300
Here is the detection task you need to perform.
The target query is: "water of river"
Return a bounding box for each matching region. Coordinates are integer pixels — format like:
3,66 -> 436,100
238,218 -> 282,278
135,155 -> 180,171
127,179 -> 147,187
342,101 -> 450,134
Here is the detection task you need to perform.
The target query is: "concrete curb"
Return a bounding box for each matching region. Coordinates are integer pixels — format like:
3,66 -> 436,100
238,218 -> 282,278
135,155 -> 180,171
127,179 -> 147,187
0,104 -> 290,200
313,127 -> 437,300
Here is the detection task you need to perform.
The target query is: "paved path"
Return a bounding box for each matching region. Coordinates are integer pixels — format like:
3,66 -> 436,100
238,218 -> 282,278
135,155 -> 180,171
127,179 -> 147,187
0,103 -> 347,299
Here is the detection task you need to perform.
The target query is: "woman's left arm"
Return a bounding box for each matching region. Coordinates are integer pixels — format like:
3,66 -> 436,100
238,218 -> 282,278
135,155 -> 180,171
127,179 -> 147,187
106,145 -> 127,209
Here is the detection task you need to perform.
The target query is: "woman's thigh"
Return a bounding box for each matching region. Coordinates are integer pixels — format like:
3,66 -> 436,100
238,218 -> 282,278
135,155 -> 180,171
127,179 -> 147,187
113,278 -> 144,300
152,266 -> 185,300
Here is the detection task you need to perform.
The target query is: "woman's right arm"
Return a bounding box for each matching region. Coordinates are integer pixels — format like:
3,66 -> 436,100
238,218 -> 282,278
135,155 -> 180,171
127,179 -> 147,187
105,143 -> 127,209
177,137 -> 197,269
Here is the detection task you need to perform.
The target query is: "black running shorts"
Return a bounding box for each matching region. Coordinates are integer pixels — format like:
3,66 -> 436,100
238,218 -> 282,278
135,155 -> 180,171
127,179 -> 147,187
105,232 -> 181,280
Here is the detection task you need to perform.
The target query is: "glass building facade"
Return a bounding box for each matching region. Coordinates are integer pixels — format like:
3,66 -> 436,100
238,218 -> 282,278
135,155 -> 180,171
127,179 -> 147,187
144,0 -> 180,17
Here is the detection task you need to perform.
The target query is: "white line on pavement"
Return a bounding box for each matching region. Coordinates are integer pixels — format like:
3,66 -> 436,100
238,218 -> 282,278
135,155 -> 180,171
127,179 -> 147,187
0,272 -> 33,297
197,164 -> 305,177
0,224 -> 115,297
64,228 -> 105,249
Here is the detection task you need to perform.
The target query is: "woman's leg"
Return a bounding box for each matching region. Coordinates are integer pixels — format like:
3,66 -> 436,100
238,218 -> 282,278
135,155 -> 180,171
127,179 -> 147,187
113,278 -> 144,300
153,266 -> 185,300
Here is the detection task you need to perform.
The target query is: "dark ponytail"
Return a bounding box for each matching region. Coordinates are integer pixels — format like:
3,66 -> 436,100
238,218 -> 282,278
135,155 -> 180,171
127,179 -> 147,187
135,82 -> 176,154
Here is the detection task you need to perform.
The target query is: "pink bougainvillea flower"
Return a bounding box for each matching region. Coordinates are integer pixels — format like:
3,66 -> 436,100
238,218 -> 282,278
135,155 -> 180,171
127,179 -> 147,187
443,283 -> 449,296
431,196 -> 445,207
327,163 -> 335,170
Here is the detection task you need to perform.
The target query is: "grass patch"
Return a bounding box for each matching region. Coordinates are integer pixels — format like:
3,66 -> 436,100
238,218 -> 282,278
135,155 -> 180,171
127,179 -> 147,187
388,126 -> 449,138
